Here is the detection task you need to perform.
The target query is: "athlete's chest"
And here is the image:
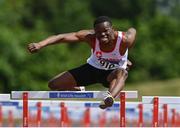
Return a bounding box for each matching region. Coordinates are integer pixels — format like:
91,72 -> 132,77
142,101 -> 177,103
99,42 -> 116,51
95,42 -> 120,58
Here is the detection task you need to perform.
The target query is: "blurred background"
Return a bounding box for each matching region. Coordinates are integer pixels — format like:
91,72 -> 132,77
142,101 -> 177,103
0,0 -> 179,96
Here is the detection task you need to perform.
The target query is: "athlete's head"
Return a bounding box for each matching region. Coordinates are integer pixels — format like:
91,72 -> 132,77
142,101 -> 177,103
94,16 -> 115,44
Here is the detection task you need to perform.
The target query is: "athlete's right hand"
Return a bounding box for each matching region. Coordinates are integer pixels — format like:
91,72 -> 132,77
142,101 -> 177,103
27,43 -> 42,53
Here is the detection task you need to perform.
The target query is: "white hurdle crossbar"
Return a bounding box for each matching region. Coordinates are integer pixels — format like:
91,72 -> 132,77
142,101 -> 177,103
142,96 -> 180,104
0,94 -> 10,101
142,96 -> 180,127
11,91 -> 137,99
11,91 -> 138,127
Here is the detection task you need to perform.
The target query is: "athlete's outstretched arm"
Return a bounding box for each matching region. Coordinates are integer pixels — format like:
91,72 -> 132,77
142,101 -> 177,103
123,28 -> 136,49
27,30 -> 94,53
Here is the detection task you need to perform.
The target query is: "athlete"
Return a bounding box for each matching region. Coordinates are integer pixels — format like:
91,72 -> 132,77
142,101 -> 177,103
27,16 -> 136,109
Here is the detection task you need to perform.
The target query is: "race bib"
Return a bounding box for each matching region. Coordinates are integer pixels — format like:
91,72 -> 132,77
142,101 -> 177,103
98,58 -> 116,70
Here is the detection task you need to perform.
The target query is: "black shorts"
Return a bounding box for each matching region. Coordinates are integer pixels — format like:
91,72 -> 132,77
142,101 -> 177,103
68,63 -> 114,88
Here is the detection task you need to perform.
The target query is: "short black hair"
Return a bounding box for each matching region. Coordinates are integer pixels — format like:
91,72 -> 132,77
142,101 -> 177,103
93,16 -> 112,28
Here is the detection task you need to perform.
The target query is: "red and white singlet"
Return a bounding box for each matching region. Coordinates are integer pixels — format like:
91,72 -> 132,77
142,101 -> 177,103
87,31 -> 128,70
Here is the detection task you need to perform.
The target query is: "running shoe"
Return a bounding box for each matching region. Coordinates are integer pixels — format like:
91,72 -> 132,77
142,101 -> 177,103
99,91 -> 114,109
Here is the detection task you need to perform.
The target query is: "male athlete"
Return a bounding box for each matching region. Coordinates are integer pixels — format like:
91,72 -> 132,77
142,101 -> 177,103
27,16 -> 136,109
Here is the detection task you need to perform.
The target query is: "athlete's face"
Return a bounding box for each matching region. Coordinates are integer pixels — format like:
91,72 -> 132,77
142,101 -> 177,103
94,21 -> 114,44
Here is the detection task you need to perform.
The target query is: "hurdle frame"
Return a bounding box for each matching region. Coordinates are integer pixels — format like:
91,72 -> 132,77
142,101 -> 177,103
142,96 -> 180,127
11,91 -> 138,127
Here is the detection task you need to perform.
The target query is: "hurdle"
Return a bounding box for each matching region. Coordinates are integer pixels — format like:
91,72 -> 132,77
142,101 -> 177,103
142,96 -> 180,127
0,100 -> 146,127
0,94 -> 12,127
11,91 -> 138,127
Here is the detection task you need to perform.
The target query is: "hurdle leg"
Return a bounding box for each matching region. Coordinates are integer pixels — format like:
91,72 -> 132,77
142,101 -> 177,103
120,92 -> 126,127
163,104 -> 168,127
23,92 -> 28,127
138,104 -> 143,127
60,102 -> 65,127
64,106 -> 69,126
153,97 -> 159,127
171,109 -> 176,127
36,102 -> 42,127
84,107 -> 90,127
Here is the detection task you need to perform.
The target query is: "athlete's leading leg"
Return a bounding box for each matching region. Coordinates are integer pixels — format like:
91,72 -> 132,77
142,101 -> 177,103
99,69 -> 128,109
108,69 -> 128,97
48,71 -> 81,91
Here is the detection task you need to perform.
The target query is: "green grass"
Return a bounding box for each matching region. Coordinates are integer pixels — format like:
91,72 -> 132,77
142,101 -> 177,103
86,78 -> 180,101
125,78 -> 180,96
